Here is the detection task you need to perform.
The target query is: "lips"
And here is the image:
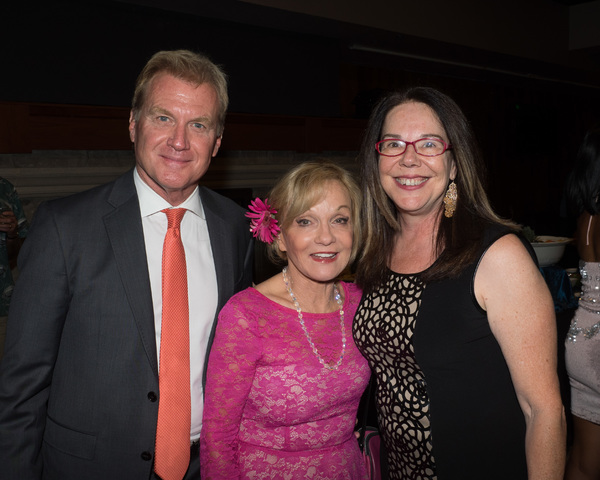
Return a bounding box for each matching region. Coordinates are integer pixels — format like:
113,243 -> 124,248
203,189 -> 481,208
396,177 -> 427,186
311,253 -> 338,260
162,154 -> 190,163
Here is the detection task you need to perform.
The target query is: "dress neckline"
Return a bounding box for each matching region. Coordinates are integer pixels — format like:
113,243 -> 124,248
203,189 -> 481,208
248,282 -> 350,316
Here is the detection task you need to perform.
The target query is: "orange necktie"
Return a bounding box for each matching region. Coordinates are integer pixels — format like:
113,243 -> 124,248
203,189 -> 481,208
154,208 -> 190,480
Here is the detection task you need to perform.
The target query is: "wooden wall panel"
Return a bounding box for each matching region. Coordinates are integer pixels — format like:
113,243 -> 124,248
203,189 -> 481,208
0,102 -> 367,154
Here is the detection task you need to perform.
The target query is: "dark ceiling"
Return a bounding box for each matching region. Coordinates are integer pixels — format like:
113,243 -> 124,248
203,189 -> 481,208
114,0 -> 600,90
4,0 -> 600,113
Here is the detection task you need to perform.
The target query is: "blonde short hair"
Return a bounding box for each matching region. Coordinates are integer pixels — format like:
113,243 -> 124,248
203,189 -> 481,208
131,50 -> 228,136
266,162 -> 362,265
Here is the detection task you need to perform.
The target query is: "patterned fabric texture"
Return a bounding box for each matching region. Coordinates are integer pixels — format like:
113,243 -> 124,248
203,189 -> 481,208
201,282 -> 370,479
354,273 -> 435,480
565,260 -> 600,424
353,225 -> 530,480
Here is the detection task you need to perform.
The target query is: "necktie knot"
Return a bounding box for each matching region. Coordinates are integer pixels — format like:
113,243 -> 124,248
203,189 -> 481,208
163,208 -> 186,230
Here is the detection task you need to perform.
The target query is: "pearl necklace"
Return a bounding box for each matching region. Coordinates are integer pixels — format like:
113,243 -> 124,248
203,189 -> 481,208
282,267 -> 346,371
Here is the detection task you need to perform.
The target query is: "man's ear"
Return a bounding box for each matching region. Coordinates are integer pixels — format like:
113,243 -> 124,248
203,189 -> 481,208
128,110 -> 136,143
212,135 -> 222,157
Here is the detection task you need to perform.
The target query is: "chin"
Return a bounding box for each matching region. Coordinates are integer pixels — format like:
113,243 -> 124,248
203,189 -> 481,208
314,266 -> 347,282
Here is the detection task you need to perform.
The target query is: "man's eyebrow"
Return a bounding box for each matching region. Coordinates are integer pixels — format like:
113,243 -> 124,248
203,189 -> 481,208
189,115 -> 214,127
147,106 -> 173,118
147,106 -> 214,127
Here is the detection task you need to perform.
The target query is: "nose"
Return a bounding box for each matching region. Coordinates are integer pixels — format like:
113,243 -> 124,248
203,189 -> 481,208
167,124 -> 190,151
315,223 -> 335,245
399,143 -> 421,166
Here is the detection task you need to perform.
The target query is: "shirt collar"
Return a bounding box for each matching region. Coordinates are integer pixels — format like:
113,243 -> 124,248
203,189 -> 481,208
133,168 -> 204,220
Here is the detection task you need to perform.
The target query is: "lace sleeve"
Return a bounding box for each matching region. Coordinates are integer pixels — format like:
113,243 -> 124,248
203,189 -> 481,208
200,290 -> 261,479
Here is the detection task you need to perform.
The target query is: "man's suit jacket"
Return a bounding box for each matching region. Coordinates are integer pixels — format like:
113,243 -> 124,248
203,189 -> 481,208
0,170 -> 253,480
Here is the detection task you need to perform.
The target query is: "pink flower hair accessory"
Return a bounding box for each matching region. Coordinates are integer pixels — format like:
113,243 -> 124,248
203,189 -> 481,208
246,197 -> 281,244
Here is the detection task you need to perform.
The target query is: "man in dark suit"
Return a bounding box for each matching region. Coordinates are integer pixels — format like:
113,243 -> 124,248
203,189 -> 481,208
0,50 -> 253,480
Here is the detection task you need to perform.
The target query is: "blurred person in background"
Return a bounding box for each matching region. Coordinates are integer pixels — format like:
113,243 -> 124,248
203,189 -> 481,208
564,126 -> 600,480
0,176 -> 28,361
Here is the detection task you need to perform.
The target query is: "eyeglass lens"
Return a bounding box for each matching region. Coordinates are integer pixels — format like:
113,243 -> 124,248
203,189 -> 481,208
377,138 -> 446,156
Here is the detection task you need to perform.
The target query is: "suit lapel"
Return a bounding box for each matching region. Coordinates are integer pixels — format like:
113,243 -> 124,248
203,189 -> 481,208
200,188 -> 235,314
104,172 -> 158,376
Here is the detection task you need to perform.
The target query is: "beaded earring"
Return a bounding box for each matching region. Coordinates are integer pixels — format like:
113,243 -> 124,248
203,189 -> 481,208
443,180 -> 457,218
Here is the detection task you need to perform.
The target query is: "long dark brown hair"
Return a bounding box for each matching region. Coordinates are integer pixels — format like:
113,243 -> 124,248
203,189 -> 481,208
355,87 -> 517,293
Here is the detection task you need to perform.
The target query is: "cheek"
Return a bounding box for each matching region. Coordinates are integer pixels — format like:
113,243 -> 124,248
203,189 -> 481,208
378,161 -> 397,188
435,155 -> 456,178
379,175 -> 396,199
278,233 -> 311,259
343,231 -> 354,249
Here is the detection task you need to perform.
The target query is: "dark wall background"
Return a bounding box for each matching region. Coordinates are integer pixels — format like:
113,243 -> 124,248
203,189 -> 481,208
2,1 -> 341,116
3,0 -> 600,237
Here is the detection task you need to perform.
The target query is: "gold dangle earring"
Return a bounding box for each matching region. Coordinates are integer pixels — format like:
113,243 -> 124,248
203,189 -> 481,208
443,180 -> 457,218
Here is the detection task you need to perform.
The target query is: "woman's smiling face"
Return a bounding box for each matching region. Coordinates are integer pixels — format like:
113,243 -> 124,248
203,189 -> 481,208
378,101 -> 456,220
277,181 -> 354,286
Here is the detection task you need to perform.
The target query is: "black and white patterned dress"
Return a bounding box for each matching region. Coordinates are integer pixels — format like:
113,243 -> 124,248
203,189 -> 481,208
354,273 -> 435,479
353,225 -> 529,480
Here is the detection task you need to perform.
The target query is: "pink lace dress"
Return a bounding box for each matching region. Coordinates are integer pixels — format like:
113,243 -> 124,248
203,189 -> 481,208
200,282 -> 370,480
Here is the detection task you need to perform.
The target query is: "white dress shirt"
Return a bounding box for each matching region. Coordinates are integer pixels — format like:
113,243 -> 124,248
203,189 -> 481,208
134,169 -> 218,441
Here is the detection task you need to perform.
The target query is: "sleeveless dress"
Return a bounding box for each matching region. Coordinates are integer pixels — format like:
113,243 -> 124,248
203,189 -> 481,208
201,282 -> 370,480
353,225 -> 528,480
565,260 -> 600,424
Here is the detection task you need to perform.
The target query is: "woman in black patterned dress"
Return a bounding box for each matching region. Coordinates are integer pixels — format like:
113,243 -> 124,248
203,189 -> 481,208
352,87 -> 566,479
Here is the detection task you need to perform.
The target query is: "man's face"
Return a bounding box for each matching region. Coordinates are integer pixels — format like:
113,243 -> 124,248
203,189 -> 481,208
129,73 -> 222,205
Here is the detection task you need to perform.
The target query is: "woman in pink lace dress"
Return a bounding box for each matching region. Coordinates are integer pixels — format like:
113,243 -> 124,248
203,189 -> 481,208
201,162 -> 370,479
